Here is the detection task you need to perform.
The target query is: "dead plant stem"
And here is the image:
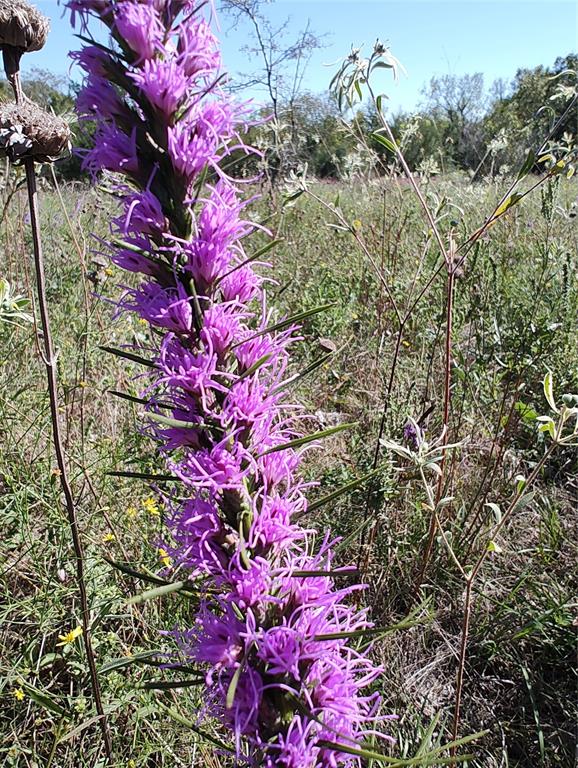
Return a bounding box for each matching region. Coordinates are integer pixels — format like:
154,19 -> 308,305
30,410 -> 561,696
450,440 -> 558,752
416,264 -> 455,588
24,157 -> 113,762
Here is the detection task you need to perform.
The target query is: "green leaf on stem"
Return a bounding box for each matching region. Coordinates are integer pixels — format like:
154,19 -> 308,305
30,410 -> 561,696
517,149 -> 536,180
273,352 -> 333,395
136,678 -> 205,690
371,131 -> 398,154
231,303 -> 336,349
492,193 -> 523,219
219,239 -> 284,281
226,663 -> 243,710
107,470 -> 181,482
127,581 -> 189,605
306,467 -> 382,514
543,371 -> 558,412
510,490 -> 536,516
258,422 -> 357,457
100,651 -> 160,675
99,346 -> 157,369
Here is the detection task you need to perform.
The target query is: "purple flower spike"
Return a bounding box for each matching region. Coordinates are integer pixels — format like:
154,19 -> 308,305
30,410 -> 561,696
115,1 -> 165,61
69,0 -> 389,763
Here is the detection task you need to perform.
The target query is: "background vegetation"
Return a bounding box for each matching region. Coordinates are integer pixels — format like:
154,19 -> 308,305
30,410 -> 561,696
1,163 -> 576,765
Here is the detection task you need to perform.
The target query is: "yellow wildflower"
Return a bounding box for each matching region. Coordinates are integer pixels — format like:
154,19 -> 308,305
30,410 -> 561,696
12,687 -> 25,701
143,497 -> 160,516
102,532 -> 116,544
401,339 -> 411,348
158,548 -> 172,567
57,625 -> 83,647
79,380 -> 88,388
126,505 -> 138,519
104,267 -> 114,277
138,318 -> 148,325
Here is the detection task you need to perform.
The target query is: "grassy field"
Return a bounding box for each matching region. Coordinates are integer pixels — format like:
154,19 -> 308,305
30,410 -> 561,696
0,169 -> 576,767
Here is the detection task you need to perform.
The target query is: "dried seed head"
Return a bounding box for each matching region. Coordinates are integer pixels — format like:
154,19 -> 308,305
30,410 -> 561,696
0,101 -> 70,163
0,0 -> 49,53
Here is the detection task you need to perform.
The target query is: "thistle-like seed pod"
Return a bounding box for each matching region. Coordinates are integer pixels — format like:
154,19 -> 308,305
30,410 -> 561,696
0,0 -> 49,90
0,0 -> 49,52
0,101 -> 70,162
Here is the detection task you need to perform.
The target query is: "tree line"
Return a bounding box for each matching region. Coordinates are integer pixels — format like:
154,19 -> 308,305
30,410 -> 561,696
2,52 -> 576,181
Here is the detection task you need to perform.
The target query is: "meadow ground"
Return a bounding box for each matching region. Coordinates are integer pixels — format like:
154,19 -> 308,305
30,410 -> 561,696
0,170 -> 576,767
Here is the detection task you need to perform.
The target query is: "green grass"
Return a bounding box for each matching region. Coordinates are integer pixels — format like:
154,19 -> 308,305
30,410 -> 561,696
0,169 -> 576,766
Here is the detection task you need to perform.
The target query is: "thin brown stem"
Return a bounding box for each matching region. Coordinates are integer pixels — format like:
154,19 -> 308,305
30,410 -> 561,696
366,76 -> 450,267
358,322 -> 405,572
24,158 -> 113,762
450,440 -> 558,750
451,577 -> 473,754
415,264 -> 455,589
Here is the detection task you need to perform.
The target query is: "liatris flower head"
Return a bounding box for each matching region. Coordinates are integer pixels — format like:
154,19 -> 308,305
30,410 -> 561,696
403,416 -> 424,452
70,0 -> 389,762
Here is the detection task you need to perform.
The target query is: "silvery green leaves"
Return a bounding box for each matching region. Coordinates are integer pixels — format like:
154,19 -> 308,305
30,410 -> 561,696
536,371 -> 578,446
329,40 -> 403,111
380,421 -> 466,480
0,278 -> 33,327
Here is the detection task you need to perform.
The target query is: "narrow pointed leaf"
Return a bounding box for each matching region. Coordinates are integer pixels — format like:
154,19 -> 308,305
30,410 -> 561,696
144,412 -> 205,430
288,569 -> 359,578
543,371 -> 558,412
258,422 -> 357,457
226,662 -> 243,710
136,678 -> 205,690
99,345 -> 157,369
22,684 -> 66,717
517,149 -> 536,180
219,239 -> 284,281
107,470 -> 181,482
158,703 -> 234,753
333,515 -> 374,553
103,557 -> 167,586
233,353 -> 272,384
510,490 -> 536,516
316,739 -> 478,765
108,390 -> 151,407
100,651 -> 160,674
371,131 -> 398,154
108,390 -> 173,411
314,603 -> 429,641
232,303 -> 336,349
273,352 -> 333,394
306,468 -> 382,514
492,193 -> 523,220
127,580 -> 188,605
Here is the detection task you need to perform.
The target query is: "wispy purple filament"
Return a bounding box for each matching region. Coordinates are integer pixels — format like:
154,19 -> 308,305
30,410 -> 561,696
69,1 -> 387,764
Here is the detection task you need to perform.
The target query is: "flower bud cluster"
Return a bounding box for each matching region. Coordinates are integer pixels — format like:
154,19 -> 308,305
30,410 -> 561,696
70,2 -> 387,764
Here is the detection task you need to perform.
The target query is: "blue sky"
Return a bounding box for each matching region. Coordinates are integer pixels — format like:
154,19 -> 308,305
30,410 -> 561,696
21,1 -> 578,114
